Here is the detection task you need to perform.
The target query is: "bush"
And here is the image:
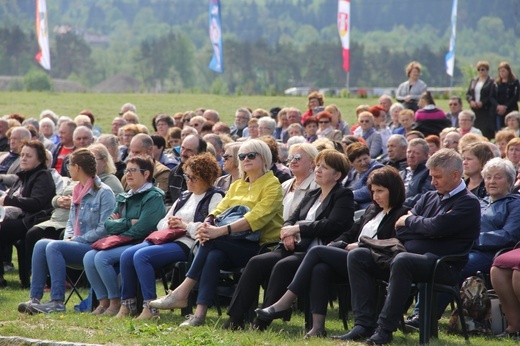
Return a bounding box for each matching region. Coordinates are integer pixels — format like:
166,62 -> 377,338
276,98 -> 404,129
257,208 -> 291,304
24,69 -> 52,91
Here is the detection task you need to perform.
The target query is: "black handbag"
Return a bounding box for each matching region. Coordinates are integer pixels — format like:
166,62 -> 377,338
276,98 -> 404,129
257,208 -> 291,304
358,235 -> 406,269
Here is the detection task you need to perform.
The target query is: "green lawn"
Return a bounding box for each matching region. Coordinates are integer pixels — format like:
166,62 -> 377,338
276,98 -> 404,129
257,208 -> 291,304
0,91 -> 455,134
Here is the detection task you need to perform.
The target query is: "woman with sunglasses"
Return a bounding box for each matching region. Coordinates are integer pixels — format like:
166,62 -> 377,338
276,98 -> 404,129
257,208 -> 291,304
316,111 -> 342,142
224,149 -> 354,330
150,139 -> 283,327
281,143 -> 319,221
116,153 -> 223,319
215,142 -> 241,192
83,155 -> 166,315
466,61 -> 494,139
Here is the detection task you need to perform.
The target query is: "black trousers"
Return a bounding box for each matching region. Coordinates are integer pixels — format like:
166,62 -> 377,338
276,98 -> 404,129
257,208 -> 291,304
0,219 -> 28,278
227,248 -> 305,320
287,245 -> 349,315
348,248 -> 459,332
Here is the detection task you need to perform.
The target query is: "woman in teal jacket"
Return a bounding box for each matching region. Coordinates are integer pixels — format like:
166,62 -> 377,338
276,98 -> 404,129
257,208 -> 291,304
83,155 -> 166,315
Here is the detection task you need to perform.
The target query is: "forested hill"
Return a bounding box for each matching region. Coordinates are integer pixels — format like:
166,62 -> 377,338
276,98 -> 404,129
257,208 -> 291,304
0,0 -> 518,93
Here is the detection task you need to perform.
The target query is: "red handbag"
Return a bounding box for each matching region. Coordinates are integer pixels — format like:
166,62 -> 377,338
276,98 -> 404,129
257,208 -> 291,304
145,228 -> 187,245
91,235 -> 136,250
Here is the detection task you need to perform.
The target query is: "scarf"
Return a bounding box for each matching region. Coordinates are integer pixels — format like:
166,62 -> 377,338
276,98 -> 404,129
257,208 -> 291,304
72,177 -> 94,236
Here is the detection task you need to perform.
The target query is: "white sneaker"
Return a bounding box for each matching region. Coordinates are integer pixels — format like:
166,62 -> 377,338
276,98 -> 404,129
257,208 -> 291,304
179,314 -> 205,327
149,290 -> 188,310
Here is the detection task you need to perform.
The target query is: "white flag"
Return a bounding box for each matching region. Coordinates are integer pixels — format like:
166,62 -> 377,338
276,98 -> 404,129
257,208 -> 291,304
445,0 -> 457,77
337,0 -> 350,72
35,0 -> 51,70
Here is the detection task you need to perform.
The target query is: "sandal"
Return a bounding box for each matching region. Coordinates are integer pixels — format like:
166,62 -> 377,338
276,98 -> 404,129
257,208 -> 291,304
91,305 -> 108,315
136,301 -> 160,320
116,299 -> 138,318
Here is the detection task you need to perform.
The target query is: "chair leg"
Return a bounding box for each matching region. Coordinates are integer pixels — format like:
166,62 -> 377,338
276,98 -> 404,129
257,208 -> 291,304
418,282 -> 433,345
65,270 -> 85,305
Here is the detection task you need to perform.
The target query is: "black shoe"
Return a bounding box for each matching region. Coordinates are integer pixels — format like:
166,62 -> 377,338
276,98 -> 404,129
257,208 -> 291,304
251,317 -> 271,331
331,325 -> 375,341
0,279 -> 7,288
404,314 -> 420,330
366,326 -> 393,345
222,317 -> 244,331
254,306 -> 292,321
304,329 -> 327,339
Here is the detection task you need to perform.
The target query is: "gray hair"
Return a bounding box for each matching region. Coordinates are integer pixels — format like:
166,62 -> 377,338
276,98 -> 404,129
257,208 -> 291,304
459,110 -> 476,122
286,136 -> 306,149
426,148 -> 463,174
97,134 -> 121,162
203,133 -> 223,151
236,108 -> 251,121
132,133 -> 154,154
481,157 -> 516,190
388,134 -> 408,148
22,118 -> 40,130
238,139 -> 272,179
258,117 -> 276,132
408,138 -> 429,155
39,109 -> 58,124
505,111 -> 520,125
389,103 -> 404,114
73,126 -> 94,140
11,126 -> 31,140
289,142 -> 319,161
40,117 -> 55,131
287,123 -> 304,135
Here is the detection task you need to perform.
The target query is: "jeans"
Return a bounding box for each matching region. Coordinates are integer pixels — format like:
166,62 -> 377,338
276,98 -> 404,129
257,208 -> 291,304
83,245 -> 133,300
120,241 -> 187,301
186,237 -> 260,306
30,239 -> 92,301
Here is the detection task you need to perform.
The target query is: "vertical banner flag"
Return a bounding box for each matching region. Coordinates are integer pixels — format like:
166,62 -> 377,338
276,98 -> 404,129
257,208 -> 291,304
209,0 -> 223,73
35,0 -> 51,70
337,0 -> 350,72
445,0 -> 457,77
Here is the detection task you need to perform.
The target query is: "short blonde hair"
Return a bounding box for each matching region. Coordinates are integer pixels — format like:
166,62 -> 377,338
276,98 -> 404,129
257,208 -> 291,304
238,139 -> 272,180
406,61 -> 422,77
289,143 -> 319,162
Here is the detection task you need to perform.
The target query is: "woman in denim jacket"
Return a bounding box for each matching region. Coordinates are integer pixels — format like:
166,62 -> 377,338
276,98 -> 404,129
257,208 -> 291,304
18,148 -> 116,314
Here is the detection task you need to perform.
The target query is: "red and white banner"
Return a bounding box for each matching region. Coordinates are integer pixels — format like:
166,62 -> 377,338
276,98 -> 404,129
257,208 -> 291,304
337,0 -> 350,72
35,0 -> 51,70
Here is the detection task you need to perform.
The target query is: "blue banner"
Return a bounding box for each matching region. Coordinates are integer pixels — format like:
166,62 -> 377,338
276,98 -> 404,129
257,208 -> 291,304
209,0 -> 223,73
445,0 -> 457,77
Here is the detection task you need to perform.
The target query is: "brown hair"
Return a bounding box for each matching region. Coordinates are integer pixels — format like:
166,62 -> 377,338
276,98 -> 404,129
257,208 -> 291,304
126,155 -> 155,182
307,91 -> 324,108
22,139 -> 47,166
405,61 -> 422,77
346,142 -> 370,163
70,148 -> 101,190
496,61 -> 516,83
476,61 -> 489,71
462,142 -> 495,171
315,149 -> 350,182
183,152 -> 221,189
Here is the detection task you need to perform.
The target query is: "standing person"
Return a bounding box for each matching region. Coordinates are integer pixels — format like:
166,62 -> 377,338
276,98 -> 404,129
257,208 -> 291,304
491,62 -> 520,131
466,61 -> 494,139
0,140 -> 55,287
150,139 -> 283,328
257,166 -> 408,338
227,149 -> 354,331
116,153 -> 223,319
338,149 -> 480,344
18,149 -> 116,314
83,156 -> 166,315
395,61 -> 428,111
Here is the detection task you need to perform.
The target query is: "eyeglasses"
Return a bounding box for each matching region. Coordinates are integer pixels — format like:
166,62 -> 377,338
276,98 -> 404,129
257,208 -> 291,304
287,154 -> 302,163
319,121 -> 330,124
183,173 -> 197,182
236,116 -> 248,121
222,154 -> 232,160
124,168 -> 147,175
191,123 -> 201,127
183,118 -> 191,123
238,152 -> 259,161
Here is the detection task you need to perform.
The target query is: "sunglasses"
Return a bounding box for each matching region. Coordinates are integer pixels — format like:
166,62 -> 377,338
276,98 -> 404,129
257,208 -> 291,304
238,152 -> 259,161
183,118 -> 191,123
287,154 -> 302,163
478,68 -> 487,72
222,154 -> 232,160
183,173 -> 197,182
359,120 -> 370,123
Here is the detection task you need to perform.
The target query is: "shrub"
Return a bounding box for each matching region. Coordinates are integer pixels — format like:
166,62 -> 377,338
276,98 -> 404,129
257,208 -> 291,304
24,69 -> 52,91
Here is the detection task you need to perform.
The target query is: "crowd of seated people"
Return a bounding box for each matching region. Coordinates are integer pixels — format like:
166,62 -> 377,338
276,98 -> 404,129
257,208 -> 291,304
1,59 -> 520,343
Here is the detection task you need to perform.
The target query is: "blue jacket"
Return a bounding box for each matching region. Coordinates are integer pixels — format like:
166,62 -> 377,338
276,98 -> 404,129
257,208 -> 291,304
476,194 -> 520,251
345,160 -> 383,209
65,182 -> 117,244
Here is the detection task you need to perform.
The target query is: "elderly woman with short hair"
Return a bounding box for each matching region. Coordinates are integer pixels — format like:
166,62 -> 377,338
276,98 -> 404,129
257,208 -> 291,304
389,103 -> 404,133
505,111 -> 520,137
215,142 -> 241,192
356,111 -> 383,158
89,144 -> 124,194
316,111 -> 342,142
395,61 -> 428,111
150,139 -> 283,327
302,91 -> 325,124
457,110 -> 483,136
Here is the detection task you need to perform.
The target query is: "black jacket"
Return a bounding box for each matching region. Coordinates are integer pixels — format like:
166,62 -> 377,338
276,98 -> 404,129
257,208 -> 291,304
285,183 -> 355,251
466,76 -> 493,111
4,163 -> 55,229
400,161 -> 435,208
335,203 -> 409,244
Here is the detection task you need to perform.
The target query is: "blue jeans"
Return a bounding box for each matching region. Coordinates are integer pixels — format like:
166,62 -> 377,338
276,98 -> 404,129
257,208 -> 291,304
83,245 -> 133,300
186,237 -> 260,306
30,239 -> 92,301
120,241 -> 187,300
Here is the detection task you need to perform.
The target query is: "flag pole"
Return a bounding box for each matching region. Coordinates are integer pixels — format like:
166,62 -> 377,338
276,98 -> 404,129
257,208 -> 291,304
346,71 -> 350,94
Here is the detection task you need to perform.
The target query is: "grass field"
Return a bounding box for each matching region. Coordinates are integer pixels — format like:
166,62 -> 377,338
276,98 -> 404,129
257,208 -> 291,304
0,91 -> 454,134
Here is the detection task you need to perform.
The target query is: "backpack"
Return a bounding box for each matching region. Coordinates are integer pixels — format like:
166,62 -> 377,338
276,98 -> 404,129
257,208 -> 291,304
447,275 -> 492,335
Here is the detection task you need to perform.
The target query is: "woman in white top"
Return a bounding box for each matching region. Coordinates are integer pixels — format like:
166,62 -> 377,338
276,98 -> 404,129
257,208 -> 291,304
116,153 -> 223,319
